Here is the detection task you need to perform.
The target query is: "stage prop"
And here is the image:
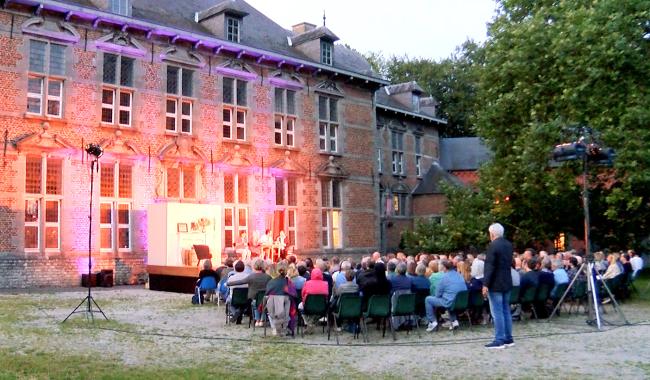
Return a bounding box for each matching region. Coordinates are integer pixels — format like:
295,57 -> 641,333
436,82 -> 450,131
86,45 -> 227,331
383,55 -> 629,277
147,202 -> 221,293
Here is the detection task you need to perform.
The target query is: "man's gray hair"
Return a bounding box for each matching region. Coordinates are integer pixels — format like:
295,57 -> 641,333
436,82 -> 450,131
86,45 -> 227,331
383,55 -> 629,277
341,260 -> 351,271
416,263 -> 426,276
489,223 -> 505,238
396,262 -> 407,275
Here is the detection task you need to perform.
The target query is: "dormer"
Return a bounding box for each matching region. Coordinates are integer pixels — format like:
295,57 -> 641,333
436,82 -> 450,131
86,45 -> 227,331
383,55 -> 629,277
384,81 -> 424,112
195,1 -> 249,43
89,0 -> 132,17
420,97 -> 438,117
290,22 -> 339,66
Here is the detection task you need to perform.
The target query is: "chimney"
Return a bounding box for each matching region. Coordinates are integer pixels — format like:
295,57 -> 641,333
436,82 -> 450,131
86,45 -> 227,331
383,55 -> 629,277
292,22 -> 317,34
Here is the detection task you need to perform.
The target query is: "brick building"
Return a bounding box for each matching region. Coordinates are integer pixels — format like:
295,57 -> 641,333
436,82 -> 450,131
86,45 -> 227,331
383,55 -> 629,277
0,0 -> 388,287
375,82 -> 453,252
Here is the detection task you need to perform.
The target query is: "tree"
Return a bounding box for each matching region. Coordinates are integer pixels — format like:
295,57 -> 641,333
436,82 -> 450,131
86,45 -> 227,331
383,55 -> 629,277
476,0 -> 650,248
401,184 -> 493,253
365,41 -> 483,137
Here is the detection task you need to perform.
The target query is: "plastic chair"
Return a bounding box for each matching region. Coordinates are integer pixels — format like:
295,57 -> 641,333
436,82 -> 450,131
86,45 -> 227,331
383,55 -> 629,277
414,289 -> 430,319
569,281 -> 587,314
226,287 -> 249,324
390,293 -> 419,340
197,276 -> 217,304
298,294 -> 328,337
518,285 -> 537,321
449,290 -> 470,331
362,294 -> 391,342
550,283 -> 569,316
251,290 -> 266,330
329,293 -> 364,345
509,286 -> 521,306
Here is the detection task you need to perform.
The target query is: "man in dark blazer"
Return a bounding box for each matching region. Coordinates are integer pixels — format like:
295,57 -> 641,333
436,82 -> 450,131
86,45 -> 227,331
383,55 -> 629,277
482,223 -> 514,349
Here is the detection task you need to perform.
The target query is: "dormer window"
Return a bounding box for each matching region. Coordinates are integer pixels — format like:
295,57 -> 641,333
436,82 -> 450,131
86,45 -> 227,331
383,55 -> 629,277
226,16 -> 241,43
412,93 -> 420,112
110,0 -> 131,17
321,40 -> 333,65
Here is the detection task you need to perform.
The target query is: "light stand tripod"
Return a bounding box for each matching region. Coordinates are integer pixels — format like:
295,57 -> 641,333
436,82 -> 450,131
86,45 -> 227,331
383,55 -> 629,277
63,144 -> 108,323
548,142 -> 628,329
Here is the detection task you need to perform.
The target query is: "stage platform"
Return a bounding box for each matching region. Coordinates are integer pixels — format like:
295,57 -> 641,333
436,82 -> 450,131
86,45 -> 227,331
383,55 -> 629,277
147,265 -> 199,294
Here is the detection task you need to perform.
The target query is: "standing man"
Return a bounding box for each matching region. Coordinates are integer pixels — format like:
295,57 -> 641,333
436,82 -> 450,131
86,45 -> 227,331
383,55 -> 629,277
482,223 -> 514,349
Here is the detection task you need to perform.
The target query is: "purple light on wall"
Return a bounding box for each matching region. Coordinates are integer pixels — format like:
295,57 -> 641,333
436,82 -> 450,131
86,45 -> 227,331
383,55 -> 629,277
214,67 -> 258,81
268,77 -> 304,90
95,41 -> 146,57
76,256 -> 95,275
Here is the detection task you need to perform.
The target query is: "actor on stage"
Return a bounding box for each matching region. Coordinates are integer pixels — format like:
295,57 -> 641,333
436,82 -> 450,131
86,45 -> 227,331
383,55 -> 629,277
259,229 -> 272,260
234,231 -> 251,261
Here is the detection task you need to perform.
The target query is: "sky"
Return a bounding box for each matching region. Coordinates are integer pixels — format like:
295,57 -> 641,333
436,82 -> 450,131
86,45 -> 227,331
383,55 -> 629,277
246,0 -> 499,61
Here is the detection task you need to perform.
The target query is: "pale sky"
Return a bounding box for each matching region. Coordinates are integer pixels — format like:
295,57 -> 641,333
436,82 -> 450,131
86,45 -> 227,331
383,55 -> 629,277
246,0 -> 499,61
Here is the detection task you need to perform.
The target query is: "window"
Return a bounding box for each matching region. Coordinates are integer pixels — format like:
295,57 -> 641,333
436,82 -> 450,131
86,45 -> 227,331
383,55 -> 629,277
393,193 -> 408,216
318,96 -> 338,153
223,173 -> 248,248
102,53 -> 134,127
99,162 -> 132,252
275,177 -> 298,247
415,136 -> 422,177
226,17 -> 241,43
321,179 -> 342,249
165,165 -> 196,199
166,66 -> 194,134
222,77 -> 247,141
274,88 -> 296,147
27,40 -> 66,118
320,40 -> 333,65
24,156 -> 62,252
412,94 -> 420,112
110,0 -> 131,16
391,131 -> 404,175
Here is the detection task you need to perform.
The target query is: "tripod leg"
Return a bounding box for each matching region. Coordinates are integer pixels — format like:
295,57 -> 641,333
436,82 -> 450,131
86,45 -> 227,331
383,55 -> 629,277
600,277 -> 630,325
90,296 -> 109,320
62,297 -> 90,323
547,262 -> 584,322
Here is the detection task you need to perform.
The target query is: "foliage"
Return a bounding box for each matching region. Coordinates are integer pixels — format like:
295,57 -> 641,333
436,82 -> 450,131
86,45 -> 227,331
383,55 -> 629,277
402,184 -> 493,252
365,41 -> 483,137
475,0 -> 650,248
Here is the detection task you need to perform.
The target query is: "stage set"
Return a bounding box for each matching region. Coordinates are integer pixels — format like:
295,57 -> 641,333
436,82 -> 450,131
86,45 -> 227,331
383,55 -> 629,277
147,202 -> 290,293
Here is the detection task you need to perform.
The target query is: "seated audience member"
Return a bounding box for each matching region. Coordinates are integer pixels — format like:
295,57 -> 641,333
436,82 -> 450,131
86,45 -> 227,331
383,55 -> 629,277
602,253 -> 622,280
520,257 -> 540,294
471,254 -> 485,283
594,251 -> 607,273
265,262 -> 296,336
428,260 -> 444,296
216,258 -> 234,301
511,258 -> 521,287
457,261 -> 473,288
372,251 -> 384,264
334,261 -> 354,289
406,261 -> 417,278
359,262 -> 391,310
316,259 -> 334,297
629,249 -> 643,279
539,258 -> 556,288
356,259 -> 376,291
289,264 -> 306,292
197,260 -> 219,302
424,260 -> 467,331
227,258 -> 271,327
226,260 -> 249,324
299,267 -> 329,330
550,259 -> 569,298
390,262 -> 413,294
411,263 -> 431,293
329,256 -> 341,275
620,254 -> 633,277
386,260 -> 398,279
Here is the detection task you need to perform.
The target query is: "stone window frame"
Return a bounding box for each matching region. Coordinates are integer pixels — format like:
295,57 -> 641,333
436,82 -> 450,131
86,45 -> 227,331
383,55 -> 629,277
273,87 -> 296,147
320,178 -> 342,249
414,135 -> 422,177
223,172 -> 249,249
164,164 -> 198,201
101,52 -> 135,128
24,155 -> 63,253
222,77 -> 248,142
274,176 -> 298,248
99,161 -> 133,253
165,65 -> 195,135
318,95 -> 339,154
391,130 -> 404,175
27,39 -> 67,119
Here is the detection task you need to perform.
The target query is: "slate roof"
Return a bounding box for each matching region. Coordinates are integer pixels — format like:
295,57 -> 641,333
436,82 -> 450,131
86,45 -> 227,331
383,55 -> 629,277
375,82 -> 446,124
384,81 -> 424,95
291,26 -> 339,46
439,137 -> 492,171
412,161 -> 463,195
53,0 -> 379,79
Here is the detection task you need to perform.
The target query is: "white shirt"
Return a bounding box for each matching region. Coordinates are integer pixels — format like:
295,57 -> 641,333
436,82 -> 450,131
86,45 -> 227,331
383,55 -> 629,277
630,256 -> 643,273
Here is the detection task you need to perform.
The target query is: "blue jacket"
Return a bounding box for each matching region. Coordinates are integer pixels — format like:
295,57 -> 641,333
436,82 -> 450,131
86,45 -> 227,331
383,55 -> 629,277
436,270 -> 467,308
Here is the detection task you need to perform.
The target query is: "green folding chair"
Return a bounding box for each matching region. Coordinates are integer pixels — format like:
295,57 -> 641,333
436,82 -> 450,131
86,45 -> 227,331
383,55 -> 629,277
391,293 -> 419,340
449,290 -> 470,331
298,294 -> 328,337
251,290 -> 266,330
329,293 -> 364,345
226,287 -> 249,324
518,285 -> 537,321
362,294 -> 391,342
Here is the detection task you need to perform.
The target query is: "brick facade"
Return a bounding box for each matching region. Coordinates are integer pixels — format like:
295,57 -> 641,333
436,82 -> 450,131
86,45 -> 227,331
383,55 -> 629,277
0,2 -> 383,288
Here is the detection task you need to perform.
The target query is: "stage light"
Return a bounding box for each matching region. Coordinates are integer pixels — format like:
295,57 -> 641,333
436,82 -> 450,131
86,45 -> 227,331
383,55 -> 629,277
85,143 -> 103,158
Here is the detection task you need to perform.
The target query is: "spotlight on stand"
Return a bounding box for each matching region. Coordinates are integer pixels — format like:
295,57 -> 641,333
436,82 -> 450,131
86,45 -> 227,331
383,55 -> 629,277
85,143 -> 103,158
548,126 -> 627,330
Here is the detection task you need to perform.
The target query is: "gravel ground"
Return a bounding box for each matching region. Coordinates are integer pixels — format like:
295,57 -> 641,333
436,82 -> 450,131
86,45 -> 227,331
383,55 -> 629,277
1,286 -> 649,379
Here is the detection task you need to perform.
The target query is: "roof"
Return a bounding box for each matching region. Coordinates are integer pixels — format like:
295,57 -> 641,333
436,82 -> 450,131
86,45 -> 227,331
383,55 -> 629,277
196,1 -> 249,21
37,0 -> 381,80
384,81 -> 424,95
375,83 -> 446,125
291,26 -> 339,46
412,161 -> 463,195
439,137 -> 492,171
